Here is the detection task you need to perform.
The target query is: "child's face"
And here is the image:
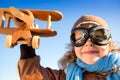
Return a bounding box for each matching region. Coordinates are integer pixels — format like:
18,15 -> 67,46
72,24 -> 110,64
74,39 -> 109,64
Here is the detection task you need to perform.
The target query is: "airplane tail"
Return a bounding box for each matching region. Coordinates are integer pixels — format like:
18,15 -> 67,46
9,7 -> 34,28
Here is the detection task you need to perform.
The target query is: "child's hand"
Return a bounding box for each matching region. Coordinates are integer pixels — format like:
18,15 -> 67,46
20,44 -> 36,59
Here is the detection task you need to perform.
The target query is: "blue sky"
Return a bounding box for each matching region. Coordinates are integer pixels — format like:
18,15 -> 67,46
0,0 -> 120,80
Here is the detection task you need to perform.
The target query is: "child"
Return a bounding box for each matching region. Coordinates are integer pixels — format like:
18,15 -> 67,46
18,15 -> 120,80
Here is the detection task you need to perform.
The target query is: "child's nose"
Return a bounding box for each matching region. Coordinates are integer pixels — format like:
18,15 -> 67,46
84,39 -> 94,46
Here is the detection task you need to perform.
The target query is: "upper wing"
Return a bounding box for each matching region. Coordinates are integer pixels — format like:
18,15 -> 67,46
0,7 -> 63,21
29,10 -> 63,21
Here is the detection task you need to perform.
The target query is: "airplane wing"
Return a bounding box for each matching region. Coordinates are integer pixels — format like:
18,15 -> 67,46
30,28 -> 57,37
0,28 -> 19,35
0,7 -> 63,21
29,10 -> 63,21
0,28 -> 57,37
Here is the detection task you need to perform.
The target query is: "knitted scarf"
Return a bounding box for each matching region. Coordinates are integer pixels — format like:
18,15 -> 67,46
66,52 -> 120,80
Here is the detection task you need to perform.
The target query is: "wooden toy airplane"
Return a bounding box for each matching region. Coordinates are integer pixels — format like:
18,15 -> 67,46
0,6 -> 63,49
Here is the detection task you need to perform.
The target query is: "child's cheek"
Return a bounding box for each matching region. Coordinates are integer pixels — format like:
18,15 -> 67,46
99,46 -> 108,57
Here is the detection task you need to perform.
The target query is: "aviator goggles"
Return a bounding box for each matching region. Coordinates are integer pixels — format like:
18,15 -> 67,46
70,26 -> 112,47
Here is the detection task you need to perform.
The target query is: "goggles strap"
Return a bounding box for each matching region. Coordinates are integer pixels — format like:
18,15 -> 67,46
76,21 -> 100,28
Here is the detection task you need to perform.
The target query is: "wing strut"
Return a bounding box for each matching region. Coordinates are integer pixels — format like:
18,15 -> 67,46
0,12 -> 5,28
47,14 -> 51,29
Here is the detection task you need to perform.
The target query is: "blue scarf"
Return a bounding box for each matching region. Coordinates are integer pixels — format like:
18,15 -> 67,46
66,53 -> 120,80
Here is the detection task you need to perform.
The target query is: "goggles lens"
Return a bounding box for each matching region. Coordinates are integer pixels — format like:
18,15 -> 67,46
70,26 -> 111,47
71,28 -> 89,47
92,29 -> 106,41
